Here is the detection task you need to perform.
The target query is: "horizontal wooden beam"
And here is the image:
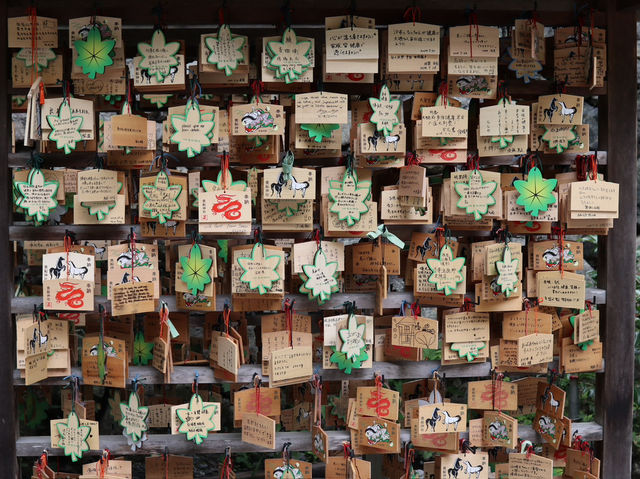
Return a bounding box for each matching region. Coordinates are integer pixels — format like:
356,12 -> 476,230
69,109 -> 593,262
7,151 -> 608,169
16,422 -> 603,457
14,361 -> 492,386
11,288 -> 606,315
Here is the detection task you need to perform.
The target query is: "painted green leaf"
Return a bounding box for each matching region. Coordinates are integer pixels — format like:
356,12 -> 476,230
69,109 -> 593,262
270,199 -> 305,217
143,94 -> 172,108
73,25 -> 115,79
300,123 -> 340,143
490,135 -> 514,148
513,166 -> 557,217
569,310 -> 595,351
329,347 -> 369,375
132,331 -> 154,365
180,243 -> 213,295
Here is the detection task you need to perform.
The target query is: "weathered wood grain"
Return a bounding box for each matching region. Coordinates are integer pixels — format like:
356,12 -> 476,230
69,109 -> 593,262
599,1 -> 637,477
13,361 -> 492,385
0,0 -> 17,476
10,288 -> 606,314
16,422 -> 603,457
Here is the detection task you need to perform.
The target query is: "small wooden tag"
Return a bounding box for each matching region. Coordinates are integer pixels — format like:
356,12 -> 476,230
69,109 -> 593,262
356,386 -> 400,421
533,410 -> 565,449
508,452 -> 553,479
467,380 -> 518,411
241,412 -> 276,449
358,416 -> 399,452
111,114 -> 148,147
517,333 -> 554,367
482,410 -> 517,448
111,282 -> 155,316
418,403 -> 467,434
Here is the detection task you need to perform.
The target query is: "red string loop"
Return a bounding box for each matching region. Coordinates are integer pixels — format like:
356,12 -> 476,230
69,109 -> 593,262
468,12 -> 479,58
402,6 -> 421,24
284,298 -> 294,348
223,307 -> 231,338
251,81 -> 264,101
35,452 -> 47,479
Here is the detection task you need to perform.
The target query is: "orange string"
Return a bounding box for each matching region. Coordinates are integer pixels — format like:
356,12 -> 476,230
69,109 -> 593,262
404,448 -> 414,477
159,305 -> 169,341
35,453 -> 47,479
223,308 -> 230,338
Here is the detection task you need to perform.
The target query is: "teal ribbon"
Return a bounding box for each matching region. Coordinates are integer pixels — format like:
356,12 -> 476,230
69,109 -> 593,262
367,224 -> 405,249
167,319 -> 180,339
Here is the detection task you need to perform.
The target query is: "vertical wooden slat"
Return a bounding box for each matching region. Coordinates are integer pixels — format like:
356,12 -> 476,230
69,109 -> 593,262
0,1 -> 17,477
600,0 -> 637,477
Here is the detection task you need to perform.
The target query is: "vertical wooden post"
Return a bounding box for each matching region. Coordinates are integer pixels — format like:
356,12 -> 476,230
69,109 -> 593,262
600,0 -> 637,477
0,1 -> 17,477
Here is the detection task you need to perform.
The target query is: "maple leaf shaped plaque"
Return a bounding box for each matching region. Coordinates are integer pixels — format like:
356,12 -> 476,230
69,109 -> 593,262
513,166 -> 557,217
141,170 -> 183,224
426,244 -> 465,296
237,243 -> 281,295
495,246 -> 520,297
119,391 -> 149,446
205,24 -> 246,76
176,394 -> 220,445
266,27 -> 312,83
328,171 -> 371,227
14,168 -> 59,223
16,47 -> 56,71
46,101 -> 84,154
300,249 -> 340,303
73,25 -> 115,79
369,85 -> 402,137
137,29 -> 181,82
453,169 -> 497,221
170,103 -> 215,158
180,243 -> 214,295
55,411 -> 91,462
